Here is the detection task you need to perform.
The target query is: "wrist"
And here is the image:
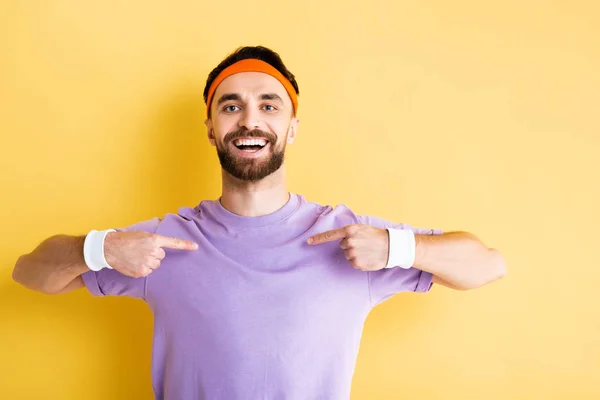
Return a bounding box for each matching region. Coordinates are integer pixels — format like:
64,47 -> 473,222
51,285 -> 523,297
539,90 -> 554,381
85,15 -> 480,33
103,231 -> 118,268
413,234 -> 428,268
83,229 -> 116,271
385,228 -> 416,269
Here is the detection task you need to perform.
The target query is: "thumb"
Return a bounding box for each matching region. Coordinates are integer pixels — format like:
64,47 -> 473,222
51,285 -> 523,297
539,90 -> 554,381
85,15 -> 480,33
153,234 -> 199,251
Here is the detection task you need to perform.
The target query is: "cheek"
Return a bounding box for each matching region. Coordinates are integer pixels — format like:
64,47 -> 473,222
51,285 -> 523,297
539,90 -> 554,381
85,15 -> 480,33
266,118 -> 291,138
212,120 -> 236,139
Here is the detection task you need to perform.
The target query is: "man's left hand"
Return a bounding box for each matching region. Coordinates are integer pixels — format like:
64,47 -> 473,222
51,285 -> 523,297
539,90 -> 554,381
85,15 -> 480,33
307,224 -> 389,271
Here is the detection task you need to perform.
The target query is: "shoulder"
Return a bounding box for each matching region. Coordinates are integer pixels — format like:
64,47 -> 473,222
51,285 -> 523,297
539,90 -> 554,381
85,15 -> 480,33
300,196 -> 424,232
155,204 -> 204,227
121,202 -> 206,233
299,194 -> 361,225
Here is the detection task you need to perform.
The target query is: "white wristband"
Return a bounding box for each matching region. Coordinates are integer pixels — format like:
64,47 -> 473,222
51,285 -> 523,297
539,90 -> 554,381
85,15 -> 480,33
384,228 -> 416,269
83,229 -> 116,271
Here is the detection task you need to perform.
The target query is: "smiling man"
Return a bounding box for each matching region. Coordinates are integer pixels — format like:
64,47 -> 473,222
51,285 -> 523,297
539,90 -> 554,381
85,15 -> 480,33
13,46 -> 506,400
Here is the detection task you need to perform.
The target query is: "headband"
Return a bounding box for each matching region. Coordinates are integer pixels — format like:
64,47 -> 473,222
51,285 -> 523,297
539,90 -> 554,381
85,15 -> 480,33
205,58 -> 298,118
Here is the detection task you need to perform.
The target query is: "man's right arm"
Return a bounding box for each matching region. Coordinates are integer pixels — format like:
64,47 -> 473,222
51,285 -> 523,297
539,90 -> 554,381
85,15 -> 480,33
12,230 -> 199,295
12,235 -> 89,295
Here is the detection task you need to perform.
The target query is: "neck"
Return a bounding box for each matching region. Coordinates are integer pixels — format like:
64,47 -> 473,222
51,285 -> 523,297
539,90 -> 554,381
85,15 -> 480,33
219,164 -> 290,217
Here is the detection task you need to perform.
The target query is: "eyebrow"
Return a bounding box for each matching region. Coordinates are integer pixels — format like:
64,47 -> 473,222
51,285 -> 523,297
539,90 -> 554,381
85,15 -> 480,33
216,92 -> 284,106
259,93 -> 284,103
216,93 -> 241,106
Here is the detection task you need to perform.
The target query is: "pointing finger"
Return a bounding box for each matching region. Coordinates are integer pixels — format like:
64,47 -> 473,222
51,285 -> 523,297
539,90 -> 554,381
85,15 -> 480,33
307,227 -> 348,245
153,234 -> 199,251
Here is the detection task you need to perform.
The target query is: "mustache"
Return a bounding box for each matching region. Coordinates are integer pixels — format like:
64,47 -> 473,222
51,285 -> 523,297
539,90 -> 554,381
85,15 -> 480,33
224,128 -> 276,144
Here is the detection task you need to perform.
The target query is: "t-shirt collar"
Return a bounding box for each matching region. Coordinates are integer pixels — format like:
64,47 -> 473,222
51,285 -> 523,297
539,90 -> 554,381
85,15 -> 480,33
201,192 -> 300,229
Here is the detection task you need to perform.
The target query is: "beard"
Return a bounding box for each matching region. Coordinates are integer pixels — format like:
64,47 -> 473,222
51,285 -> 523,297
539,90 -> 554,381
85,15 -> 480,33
216,126 -> 287,182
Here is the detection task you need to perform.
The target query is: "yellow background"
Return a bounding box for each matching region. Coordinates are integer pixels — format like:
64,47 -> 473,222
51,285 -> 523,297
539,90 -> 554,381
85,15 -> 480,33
1,0 -> 599,398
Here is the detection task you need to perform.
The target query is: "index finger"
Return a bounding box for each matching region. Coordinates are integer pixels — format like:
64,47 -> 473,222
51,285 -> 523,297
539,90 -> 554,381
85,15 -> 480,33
307,228 -> 348,245
153,234 -> 199,251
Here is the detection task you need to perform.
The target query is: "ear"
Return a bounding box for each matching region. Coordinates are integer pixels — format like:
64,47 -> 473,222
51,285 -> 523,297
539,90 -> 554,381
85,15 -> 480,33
286,117 -> 300,144
205,118 -> 216,146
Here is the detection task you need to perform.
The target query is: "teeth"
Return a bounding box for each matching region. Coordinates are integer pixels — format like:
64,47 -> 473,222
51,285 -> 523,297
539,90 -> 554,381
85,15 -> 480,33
234,138 -> 267,146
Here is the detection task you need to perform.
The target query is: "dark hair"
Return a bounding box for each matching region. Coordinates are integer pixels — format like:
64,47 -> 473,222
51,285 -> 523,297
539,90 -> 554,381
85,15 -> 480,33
203,46 -> 299,116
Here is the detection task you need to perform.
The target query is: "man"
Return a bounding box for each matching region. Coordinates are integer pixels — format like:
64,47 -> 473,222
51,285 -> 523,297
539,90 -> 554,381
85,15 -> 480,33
13,46 -> 506,399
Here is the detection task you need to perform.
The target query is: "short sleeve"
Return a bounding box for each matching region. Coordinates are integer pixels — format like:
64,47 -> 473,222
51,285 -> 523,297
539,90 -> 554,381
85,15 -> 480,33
358,215 -> 443,307
81,217 -> 161,300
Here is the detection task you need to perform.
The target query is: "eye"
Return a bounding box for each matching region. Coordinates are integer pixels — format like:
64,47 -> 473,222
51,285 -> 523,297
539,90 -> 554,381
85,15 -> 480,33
262,104 -> 277,112
223,105 -> 240,113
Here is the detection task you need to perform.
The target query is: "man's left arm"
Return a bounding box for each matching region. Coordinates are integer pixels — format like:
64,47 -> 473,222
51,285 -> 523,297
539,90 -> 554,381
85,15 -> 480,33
413,231 -> 506,290
308,224 -> 506,291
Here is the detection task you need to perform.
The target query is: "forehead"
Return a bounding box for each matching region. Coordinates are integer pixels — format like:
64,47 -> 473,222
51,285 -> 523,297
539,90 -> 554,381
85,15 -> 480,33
213,71 -> 289,101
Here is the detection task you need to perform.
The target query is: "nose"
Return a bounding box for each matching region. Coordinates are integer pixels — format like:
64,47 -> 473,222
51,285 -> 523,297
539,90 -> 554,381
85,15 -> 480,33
238,105 -> 261,131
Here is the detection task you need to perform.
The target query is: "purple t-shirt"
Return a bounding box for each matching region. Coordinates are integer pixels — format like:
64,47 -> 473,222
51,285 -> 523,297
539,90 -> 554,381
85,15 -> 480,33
82,193 -> 442,399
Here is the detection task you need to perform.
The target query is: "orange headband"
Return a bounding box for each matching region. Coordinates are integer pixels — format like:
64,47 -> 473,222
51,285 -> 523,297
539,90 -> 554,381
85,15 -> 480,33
205,58 -> 298,118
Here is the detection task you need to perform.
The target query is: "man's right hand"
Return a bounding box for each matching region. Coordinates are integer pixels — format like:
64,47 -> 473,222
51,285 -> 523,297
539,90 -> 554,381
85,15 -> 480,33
104,231 -> 198,278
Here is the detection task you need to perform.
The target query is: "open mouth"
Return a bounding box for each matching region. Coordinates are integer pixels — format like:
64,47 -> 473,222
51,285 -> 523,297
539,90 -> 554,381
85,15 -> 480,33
232,138 -> 268,153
